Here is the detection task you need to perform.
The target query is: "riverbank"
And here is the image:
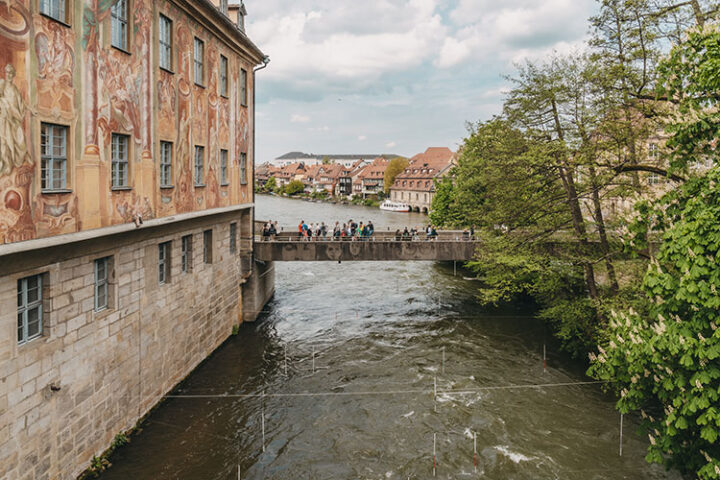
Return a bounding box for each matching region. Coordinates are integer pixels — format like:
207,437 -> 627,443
256,191 -> 384,209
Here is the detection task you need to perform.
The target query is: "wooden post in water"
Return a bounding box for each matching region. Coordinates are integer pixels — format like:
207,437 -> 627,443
442,347 -> 445,375
433,433 -> 437,477
284,345 -> 288,376
473,431 -> 478,473
261,390 -> 266,453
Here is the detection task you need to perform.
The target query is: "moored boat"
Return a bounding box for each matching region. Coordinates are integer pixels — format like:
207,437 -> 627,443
379,200 -> 411,212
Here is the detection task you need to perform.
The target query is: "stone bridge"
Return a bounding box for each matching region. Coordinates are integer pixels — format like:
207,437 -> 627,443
253,232 -> 479,262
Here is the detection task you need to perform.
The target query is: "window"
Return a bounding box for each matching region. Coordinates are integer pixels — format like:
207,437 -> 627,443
203,229 -> 213,264
41,123 -> 68,191
240,152 -> 247,185
17,275 -> 43,345
194,146 -> 204,186
220,55 -> 228,97
111,0 -> 129,51
181,235 -> 193,273
160,141 -> 173,187
648,172 -> 661,185
649,143 -> 658,160
230,223 -> 237,254
240,68 -> 248,106
219,0 -> 228,15
94,257 -> 110,312
193,37 -> 204,86
220,149 -> 229,185
158,241 -> 171,285
112,134 -> 130,188
159,14 -> 173,70
40,0 -> 67,23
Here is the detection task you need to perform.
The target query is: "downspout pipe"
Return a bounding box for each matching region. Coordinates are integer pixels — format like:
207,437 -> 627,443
252,56 -> 270,256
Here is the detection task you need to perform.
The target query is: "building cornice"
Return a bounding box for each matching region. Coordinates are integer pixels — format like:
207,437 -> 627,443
0,204 -> 254,258
171,0 -> 266,64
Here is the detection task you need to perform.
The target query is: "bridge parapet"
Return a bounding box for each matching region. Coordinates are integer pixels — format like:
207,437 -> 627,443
254,237 -> 479,262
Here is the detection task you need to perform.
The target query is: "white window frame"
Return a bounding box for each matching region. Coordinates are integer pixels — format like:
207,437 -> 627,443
159,14 -> 173,71
194,37 -> 204,86
94,257 -> 110,312
112,133 -> 130,188
194,146 -> 204,186
160,141 -> 173,187
240,68 -> 248,106
158,241 -> 171,285
220,55 -> 228,97
41,123 -> 68,191
240,152 -> 247,185
40,0 -> 67,23
220,149 -> 229,185
17,275 -> 43,345
111,0 -> 129,51
181,235 -> 192,273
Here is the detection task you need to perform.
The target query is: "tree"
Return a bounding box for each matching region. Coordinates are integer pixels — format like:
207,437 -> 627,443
429,176 -> 462,227
383,157 -> 408,193
284,180 -> 305,196
590,24 -> 720,479
265,176 -> 277,192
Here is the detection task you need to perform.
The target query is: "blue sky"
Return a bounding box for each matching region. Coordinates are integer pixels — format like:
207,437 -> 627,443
247,0 -> 599,162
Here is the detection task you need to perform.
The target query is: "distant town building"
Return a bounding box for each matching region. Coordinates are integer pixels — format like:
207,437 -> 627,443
269,152 -> 400,168
389,148 -> 457,213
355,157 -> 389,199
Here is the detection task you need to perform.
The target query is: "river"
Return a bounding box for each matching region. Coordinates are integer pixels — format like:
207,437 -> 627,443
99,195 -> 680,479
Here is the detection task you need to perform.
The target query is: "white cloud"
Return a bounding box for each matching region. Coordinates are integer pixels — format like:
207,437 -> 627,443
435,0 -> 595,68
358,135 -> 367,141
291,114 -> 311,123
386,141 -> 397,148
309,126 -> 330,132
250,1 -> 447,91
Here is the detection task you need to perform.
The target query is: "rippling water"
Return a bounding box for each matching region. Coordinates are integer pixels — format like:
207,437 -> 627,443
100,196 -> 680,479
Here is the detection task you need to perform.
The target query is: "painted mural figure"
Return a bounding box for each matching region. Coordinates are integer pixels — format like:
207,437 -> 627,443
0,64 -> 28,175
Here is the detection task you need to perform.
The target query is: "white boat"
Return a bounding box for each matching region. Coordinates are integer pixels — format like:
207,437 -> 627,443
379,200 -> 411,212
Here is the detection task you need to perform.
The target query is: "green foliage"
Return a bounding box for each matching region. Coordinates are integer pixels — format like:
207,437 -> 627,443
658,24 -> 720,174
429,176 -> 462,227
321,155 -> 331,165
589,166 -> 720,478
265,176 -> 277,192
284,180 -> 305,196
590,25 -> 720,479
383,157 -> 409,193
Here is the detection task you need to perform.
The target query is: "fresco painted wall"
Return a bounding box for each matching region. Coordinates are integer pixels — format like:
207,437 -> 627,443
0,0 -> 260,245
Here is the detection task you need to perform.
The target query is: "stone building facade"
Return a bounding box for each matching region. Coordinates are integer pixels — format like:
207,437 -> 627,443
0,1 -> 271,479
389,147 -> 456,213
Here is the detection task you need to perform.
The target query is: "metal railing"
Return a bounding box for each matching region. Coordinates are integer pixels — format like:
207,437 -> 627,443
254,233 -> 479,243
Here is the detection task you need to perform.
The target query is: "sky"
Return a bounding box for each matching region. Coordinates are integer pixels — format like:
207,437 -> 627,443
247,0 -> 599,163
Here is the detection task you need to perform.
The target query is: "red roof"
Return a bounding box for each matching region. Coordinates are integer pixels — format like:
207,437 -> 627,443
391,147 -> 456,192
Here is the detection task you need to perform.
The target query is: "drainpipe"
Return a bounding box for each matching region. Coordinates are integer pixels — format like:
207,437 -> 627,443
252,56 -> 270,261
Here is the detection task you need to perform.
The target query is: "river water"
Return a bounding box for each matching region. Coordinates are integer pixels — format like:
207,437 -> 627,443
100,195 -> 680,480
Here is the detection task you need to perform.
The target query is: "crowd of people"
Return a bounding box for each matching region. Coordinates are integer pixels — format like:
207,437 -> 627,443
260,220 -> 475,241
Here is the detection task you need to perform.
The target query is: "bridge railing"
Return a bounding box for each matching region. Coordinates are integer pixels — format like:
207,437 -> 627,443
254,233 -> 478,243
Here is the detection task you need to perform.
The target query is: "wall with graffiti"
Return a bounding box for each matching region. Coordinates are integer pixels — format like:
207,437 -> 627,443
0,0 -> 260,245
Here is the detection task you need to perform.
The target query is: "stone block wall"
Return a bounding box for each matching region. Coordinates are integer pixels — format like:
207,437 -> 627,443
0,209 -> 257,480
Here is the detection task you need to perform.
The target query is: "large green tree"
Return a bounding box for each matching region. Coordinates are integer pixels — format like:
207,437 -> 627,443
590,24 -> 720,478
